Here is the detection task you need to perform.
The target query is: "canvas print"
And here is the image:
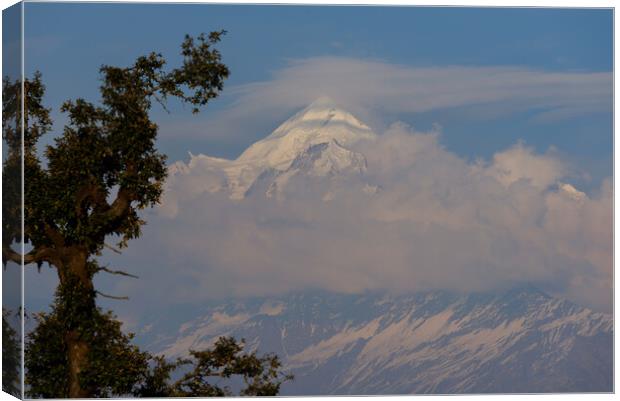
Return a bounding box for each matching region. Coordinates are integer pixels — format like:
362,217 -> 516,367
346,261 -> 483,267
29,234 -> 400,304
2,2 -> 614,398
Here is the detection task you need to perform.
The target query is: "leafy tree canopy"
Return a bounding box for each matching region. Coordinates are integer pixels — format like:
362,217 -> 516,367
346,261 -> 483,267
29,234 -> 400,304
2,31 -> 229,269
135,337 -> 294,397
5,31 -> 293,398
26,283 -> 149,398
26,285 -> 292,398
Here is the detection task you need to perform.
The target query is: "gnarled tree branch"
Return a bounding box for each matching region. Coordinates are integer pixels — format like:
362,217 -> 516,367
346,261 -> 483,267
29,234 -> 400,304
75,183 -> 110,218
99,187 -> 135,229
2,245 -> 60,267
43,223 -> 65,249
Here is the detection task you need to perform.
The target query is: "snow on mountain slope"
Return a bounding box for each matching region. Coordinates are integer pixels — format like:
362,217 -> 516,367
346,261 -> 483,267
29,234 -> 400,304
237,96 -> 375,169
143,288 -> 612,394
167,97 -> 376,200
260,139 -> 368,200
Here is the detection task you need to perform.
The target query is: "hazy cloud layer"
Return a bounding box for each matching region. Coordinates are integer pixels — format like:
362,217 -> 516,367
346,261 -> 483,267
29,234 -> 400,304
167,57 -> 612,142
113,124 -> 612,313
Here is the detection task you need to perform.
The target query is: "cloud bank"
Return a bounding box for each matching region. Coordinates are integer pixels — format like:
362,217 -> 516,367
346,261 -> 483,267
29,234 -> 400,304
113,123 -> 612,313
165,57 -> 612,143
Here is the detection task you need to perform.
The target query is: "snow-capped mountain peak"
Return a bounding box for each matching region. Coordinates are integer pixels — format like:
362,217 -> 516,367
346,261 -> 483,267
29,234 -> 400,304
261,139 -> 368,200
270,96 -> 373,137
167,99 -> 377,200
237,97 -> 376,169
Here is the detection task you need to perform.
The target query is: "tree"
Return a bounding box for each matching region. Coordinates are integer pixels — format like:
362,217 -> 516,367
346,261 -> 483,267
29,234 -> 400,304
2,32 -> 230,397
25,287 -> 149,398
134,337 -> 293,397
26,293 -> 293,398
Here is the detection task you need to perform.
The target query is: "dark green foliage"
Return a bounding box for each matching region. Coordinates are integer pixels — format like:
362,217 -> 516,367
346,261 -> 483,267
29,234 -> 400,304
26,291 -> 293,398
132,355 -> 178,397
33,32 -> 228,253
2,31 -> 230,267
1,72 -> 51,152
134,337 -> 294,397
25,280 -> 150,398
144,31 -> 230,114
4,31 -> 291,398
2,309 -> 20,397
2,73 -> 52,270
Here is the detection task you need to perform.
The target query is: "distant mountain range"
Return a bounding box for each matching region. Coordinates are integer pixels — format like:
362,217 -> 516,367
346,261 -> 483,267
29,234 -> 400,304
167,96 -> 586,203
153,98 -> 612,394
139,286 -> 612,394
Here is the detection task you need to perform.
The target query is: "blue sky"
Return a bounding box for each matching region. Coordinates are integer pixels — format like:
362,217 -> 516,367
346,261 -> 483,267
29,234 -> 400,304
18,4 -> 614,317
24,4 -> 612,190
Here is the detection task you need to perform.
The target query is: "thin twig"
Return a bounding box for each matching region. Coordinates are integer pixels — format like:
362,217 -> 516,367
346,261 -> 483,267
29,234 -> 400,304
104,243 -> 123,254
153,93 -> 171,113
97,265 -> 139,279
96,291 -> 129,300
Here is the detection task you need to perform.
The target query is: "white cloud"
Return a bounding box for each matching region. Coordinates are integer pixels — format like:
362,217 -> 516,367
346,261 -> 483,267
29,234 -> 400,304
485,142 -> 566,189
164,57 -> 612,143
114,123 -> 612,313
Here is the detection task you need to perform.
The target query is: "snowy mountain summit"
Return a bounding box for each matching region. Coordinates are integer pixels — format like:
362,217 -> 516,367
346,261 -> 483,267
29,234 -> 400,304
168,97 -> 376,200
237,96 -> 375,168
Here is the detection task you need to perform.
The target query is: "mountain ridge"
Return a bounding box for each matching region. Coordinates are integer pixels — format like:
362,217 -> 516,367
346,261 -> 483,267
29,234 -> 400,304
139,287 -> 612,394
157,100 -> 612,394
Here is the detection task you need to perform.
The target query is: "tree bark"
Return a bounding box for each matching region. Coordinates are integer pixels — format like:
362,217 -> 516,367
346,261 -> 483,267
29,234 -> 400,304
58,247 -> 94,398
66,331 -> 90,398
